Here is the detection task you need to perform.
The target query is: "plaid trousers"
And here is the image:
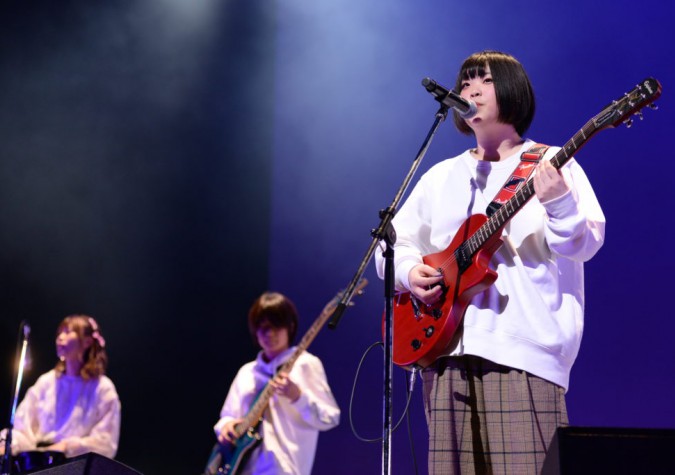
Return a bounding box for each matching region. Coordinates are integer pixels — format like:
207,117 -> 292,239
422,355 -> 568,475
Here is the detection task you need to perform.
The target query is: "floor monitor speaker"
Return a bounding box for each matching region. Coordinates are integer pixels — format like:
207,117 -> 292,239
542,426 -> 675,475
28,452 -> 142,475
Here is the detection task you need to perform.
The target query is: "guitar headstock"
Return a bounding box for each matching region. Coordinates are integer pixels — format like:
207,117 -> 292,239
594,77 -> 662,130
322,279 -> 369,317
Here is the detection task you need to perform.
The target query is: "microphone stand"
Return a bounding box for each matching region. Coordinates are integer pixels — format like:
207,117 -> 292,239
2,321 -> 31,475
328,103 -> 450,475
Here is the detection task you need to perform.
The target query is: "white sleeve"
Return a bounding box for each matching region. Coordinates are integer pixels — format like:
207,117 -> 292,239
374,176 -> 430,292
6,381 -> 43,453
541,159 -> 605,262
289,356 -> 340,431
214,369 -> 248,436
61,379 -> 121,458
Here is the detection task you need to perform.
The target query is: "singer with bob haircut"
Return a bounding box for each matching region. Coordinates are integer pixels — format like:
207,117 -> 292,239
375,50 -> 605,473
451,50 -> 535,137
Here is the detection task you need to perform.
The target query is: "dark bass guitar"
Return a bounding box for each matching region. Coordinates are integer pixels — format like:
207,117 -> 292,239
389,77 -> 662,369
204,280 -> 368,475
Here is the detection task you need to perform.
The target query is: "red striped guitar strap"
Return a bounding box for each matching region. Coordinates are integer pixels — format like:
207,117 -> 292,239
485,143 -> 550,217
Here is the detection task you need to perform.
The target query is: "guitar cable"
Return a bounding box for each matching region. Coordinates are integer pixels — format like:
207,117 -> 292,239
348,341 -> 420,475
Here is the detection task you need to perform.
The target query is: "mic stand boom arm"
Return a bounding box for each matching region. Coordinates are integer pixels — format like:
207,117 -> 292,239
327,104 -> 449,475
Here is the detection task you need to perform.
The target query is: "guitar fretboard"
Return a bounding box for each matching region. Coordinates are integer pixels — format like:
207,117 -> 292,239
463,120 -> 600,258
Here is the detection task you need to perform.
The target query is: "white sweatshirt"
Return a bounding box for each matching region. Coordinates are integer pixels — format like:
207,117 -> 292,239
376,140 -> 605,390
214,348 -> 340,475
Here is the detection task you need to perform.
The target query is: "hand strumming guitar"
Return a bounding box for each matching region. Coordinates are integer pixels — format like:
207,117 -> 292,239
217,418 -> 244,445
408,264 -> 444,305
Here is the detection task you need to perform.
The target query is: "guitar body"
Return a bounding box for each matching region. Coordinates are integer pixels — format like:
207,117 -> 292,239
389,214 -> 503,368
204,423 -> 262,475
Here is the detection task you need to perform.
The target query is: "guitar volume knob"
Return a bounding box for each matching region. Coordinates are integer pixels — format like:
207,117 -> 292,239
411,339 -> 421,351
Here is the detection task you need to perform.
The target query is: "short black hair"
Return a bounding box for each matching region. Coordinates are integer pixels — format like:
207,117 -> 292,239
247,292 -> 299,347
453,50 -> 535,137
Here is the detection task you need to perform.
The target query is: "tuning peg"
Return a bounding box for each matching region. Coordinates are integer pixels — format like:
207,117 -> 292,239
624,92 -> 636,108
635,111 -> 644,120
649,103 -> 659,110
624,118 -> 633,128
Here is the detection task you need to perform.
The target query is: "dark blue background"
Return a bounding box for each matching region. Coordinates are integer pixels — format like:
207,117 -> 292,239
1,1 -> 673,473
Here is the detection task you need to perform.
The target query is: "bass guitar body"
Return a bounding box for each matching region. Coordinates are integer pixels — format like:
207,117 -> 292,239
391,214 -> 503,368
204,423 -> 262,475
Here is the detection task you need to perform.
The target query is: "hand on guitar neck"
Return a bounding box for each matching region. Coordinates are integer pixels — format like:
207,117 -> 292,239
533,159 -> 569,203
268,371 -> 301,402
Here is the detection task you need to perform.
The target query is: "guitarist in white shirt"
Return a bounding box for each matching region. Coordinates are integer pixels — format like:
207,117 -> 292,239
212,292 -> 340,475
375,50 -> 605,474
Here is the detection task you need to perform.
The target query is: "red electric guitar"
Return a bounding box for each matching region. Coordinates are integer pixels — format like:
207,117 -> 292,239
389,77 -> 662,369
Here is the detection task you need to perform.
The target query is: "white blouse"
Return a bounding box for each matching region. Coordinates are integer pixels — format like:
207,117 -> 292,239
5,369 -> 121,458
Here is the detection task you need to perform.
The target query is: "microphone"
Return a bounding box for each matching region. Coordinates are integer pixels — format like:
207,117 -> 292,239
22,322 -> 32,371
422,77 -> 477,119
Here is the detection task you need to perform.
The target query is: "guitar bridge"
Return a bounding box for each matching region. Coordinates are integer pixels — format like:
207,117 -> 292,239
411,296 -> 422,320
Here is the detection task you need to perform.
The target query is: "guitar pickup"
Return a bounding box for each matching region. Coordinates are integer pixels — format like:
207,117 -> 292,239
454,245 -> 471,273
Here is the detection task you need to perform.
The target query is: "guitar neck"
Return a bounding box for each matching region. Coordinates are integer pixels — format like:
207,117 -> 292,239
465,118 -> 601,257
